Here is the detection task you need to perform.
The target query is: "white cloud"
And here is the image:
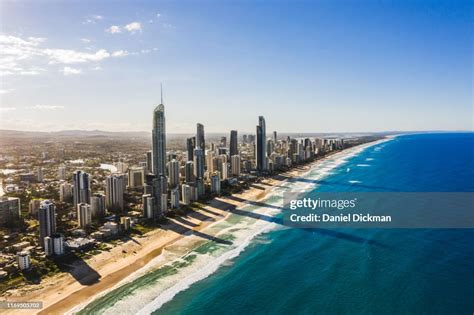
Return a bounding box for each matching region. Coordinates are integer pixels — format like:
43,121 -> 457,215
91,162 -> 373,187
0,107 -> 16,111
83,15 -> 104,24
156,13 -> 162,18
0,35 -> 141,76
92,65 -> 102,71
124,22 -> 142,33
106,22 -> 142,34
106,25 -> 121,34
45,49 -> 110,64
112,50 -> 129,57
80,38 -> 91,43
29,104 -> 65,110
162,23 -> 174,29
61,66 -> 82,75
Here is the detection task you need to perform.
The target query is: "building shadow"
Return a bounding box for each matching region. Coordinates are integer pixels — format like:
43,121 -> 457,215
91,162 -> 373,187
161,217 -> 232,246
53,253 -> 101,285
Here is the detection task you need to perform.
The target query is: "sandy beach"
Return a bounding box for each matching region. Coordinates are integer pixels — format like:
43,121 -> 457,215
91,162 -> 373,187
0,139 -> 389,315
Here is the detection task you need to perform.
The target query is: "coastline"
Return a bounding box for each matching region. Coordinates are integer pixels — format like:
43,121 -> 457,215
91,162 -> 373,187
0,137 -> 393,315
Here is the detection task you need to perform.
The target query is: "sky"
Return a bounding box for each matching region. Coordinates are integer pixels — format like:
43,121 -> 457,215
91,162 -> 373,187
0,0 -> 472,133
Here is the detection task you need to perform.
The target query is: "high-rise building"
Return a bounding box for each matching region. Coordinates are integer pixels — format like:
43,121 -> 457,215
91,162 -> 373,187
59,182 -> 73,202
193,147 -> 205,179
222,162 -> 229,180
187,137 -> 196,161
17,251 -> 31,270
206,150 -> 215,173
72,170 -> 91,206
266,139 -> 274,156
181,184 -> 192,205
170,188 -> 180,209
231,155 -> 241,176
142,194 -> 155,219
128,167 -> 145,188
152,177 -> 164,219
0,197 -> 20,227
230,130 -> 238,157
106,174 -> 125,212
196,178 -> 205,197
45,233 -> 64,256
36,167 -> 43,182
38,200 -> 56,248
210,175 -> 221,194
146,151 -> 153,174
196,123 -> 205,150
168,159 -> 180,188
90,193 -> 106,219
28,199 -> 41,216
77,203 -> 92,228
185,161 -> 195,183
256,116 -> 267,172
152,85 -> 167,176
220,136 -> 227,147
273,131 -> 277,143
58,165 -> 66,180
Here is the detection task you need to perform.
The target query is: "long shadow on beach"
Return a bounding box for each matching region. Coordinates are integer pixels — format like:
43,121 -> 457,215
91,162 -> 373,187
53,253 -> 101,285
162,214 -> 232,246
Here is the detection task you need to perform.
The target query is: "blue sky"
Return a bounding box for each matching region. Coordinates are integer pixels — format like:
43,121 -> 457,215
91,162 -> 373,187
0,0 -> 472,133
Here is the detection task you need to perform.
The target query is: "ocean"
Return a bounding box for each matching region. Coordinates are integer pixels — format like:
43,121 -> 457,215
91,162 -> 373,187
77,133 -> 474,314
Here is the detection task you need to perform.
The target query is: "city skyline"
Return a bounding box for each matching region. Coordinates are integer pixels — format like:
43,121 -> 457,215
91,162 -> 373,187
0,1 -> 472,133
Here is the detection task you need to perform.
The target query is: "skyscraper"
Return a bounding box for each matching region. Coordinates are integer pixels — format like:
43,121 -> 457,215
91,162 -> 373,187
77,203 -> 92,228
38,200 -> 56,248
185,161 -> 195,183
196,123 -> 205,150
193,147 -> 205,179
168,159 -> 180,188
128,167 -> 145,188
273,131 -> 277,143
90,193 -> 106,219
231,155 -> 241,176
59,182 -> 73,202
0,197 -> 20,227
256,116 -> 267,172
230,130 -> 238,157
72,170 -> 91,206
146,151 -> 153,174
106,174 -> 125,212
152,84 -> 166,176
187,137 -> 196,161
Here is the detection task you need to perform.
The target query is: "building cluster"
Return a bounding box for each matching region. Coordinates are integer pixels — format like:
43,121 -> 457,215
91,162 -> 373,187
0,88 -> 347,276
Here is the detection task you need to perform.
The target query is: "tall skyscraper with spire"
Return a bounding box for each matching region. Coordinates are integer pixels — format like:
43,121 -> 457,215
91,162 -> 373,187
256,116 -> 267,172
152,84 -> 167,176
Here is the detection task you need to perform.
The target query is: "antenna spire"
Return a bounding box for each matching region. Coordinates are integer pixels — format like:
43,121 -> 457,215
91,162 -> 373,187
160,82 -> 164,105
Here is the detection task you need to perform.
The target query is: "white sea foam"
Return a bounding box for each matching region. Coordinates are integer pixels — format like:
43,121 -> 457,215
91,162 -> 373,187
348,180 -> 362,184
72,138 -> 393,315
356,164 -> 371,167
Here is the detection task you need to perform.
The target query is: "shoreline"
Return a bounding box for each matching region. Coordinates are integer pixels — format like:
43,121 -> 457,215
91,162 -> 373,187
0,137 -> 392,315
